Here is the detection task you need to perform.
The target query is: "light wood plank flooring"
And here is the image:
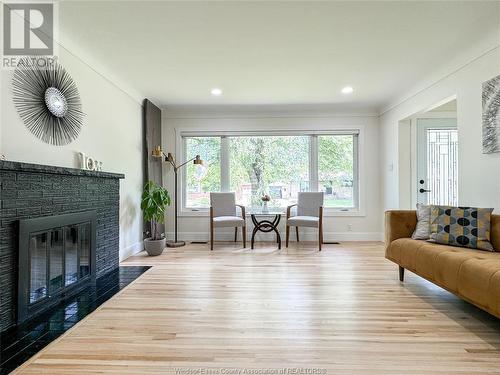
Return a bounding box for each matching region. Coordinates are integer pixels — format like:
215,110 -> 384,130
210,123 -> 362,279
13,242 -> 500,374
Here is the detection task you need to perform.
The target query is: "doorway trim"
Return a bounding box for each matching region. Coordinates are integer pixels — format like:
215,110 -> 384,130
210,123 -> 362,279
397,97 -> 458,209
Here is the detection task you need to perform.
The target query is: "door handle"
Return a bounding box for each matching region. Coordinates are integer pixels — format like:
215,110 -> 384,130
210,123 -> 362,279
419,188 -> 431,193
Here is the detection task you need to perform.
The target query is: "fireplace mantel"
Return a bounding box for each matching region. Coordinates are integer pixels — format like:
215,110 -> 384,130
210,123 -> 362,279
0,159 -> 124,332
0,160 -> 125,179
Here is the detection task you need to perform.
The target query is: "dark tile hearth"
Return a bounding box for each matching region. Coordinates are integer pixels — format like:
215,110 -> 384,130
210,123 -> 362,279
0,266 -> 150,375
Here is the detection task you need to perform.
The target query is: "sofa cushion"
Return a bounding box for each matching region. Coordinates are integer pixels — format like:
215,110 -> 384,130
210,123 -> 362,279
489,271 -> 500,316
433,248 -> 480,292
411,242 -> 455,283
386,238 -> 425,271
458,258 -> 500,309
387,238 -> 500,315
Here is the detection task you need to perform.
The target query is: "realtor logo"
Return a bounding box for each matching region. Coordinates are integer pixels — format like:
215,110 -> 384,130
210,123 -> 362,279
3,3 -> 54,55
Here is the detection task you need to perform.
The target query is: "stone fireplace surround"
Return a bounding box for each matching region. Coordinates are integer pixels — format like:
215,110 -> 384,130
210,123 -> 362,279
0,160 -> 124,332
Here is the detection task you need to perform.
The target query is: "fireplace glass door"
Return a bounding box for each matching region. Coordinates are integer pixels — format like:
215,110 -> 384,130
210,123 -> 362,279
65,226 -> 79,286
49,229 -> 64,293
80,223 -> 91,278
19,211 -> 96,324
29,233 -> 48,304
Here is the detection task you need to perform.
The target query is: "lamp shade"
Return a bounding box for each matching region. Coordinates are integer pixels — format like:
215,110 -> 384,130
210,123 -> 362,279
193,155 -> 203,165
152,146 -> 163,158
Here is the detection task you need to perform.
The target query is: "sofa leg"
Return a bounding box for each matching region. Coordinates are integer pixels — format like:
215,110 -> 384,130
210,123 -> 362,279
399,266 -> 404,282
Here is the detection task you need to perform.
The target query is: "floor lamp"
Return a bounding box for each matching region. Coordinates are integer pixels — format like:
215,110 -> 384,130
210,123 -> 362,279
152,146 -> 203,247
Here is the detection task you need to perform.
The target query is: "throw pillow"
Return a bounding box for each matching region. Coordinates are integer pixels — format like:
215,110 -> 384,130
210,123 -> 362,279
429,206 -> 494,251
412,203 -> 431,240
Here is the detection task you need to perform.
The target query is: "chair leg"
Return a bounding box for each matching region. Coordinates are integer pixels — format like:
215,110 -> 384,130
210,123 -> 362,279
234,227 -> 238,242
399,266 -> 405,282
286,225 -> 290,247
319,226 -> 322,251
243,226 -> 246,248
318,206 -> 323,251
210,222 -> 214,251
296,227 -> 299,242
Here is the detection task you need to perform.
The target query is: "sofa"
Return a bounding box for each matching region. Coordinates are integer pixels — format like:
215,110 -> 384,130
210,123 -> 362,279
385,210 -> 500,318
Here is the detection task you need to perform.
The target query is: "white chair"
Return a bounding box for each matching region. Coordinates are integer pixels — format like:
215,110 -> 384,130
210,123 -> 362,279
210,192 -> 246,250
286,192 -> 324,251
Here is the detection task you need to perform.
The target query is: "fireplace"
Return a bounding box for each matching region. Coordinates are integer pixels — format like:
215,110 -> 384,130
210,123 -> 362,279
0,160 -> 123,332
18,211 -> 97,323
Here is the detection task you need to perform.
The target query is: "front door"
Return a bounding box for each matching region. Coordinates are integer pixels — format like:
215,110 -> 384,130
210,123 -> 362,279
416,118 -> 458,206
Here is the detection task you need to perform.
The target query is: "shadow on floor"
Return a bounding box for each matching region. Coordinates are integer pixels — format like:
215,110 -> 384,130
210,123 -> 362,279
402,271 -> 500,351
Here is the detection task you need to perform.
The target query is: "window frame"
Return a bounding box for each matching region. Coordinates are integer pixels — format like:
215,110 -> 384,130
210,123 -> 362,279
177,128 -> 363,217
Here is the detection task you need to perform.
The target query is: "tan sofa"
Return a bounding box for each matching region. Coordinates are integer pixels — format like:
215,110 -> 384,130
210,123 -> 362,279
385,210 -> 500,318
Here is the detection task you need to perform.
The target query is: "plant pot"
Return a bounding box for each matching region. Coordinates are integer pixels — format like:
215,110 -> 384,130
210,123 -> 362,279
262,201 -> 269,213
144,237 -> 166,256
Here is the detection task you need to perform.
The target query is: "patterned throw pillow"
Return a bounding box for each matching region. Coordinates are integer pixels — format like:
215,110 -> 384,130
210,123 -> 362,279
430,206 -> 494,251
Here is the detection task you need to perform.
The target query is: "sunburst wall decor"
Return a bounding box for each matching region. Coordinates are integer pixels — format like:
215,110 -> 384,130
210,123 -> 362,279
12,59 -> 84,146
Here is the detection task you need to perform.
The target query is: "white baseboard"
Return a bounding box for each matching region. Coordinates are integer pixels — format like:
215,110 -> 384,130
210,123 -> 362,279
166,231 -> 383,242
120,241 -> 144,261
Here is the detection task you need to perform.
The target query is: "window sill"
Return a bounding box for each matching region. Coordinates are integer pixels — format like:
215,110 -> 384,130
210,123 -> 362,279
179,209 -> 365,218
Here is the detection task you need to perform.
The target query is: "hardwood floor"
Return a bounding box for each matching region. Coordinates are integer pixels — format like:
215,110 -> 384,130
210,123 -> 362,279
12,242 -> 500,374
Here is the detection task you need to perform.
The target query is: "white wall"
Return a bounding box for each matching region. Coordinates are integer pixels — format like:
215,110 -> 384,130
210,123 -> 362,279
380,46 -> 500,213
161,106 -> 383,241
0,48 -> 144,261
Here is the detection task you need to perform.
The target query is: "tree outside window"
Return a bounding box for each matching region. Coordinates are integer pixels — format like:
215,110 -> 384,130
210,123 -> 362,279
185,137 -> 221,208
183,132 -> 358,211
318,135 -> 354,208
229,136 -> 309,208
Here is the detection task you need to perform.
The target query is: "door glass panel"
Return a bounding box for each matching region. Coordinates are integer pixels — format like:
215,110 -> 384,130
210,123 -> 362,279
426,128 -> 458,206
80,223 -> 90,278
49,228 -> 63,293
416,118 -> 458,206
65,226 -> 79,286
29,232 -> 47,304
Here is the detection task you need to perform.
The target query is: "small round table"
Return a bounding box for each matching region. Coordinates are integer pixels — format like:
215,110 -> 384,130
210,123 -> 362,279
249,210 -> 283,250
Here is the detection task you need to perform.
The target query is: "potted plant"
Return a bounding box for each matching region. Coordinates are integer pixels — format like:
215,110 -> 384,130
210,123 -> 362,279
141,181 -> 171,256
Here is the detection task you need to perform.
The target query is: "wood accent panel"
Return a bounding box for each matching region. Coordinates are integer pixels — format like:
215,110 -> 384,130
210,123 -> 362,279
142,99 -> 163,236
13,242 -> 500,374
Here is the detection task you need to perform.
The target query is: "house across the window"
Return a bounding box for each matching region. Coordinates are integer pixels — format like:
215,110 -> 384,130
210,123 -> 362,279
183,132 -> 359,212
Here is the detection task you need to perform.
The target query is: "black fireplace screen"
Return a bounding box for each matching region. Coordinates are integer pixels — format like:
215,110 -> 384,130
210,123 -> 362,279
18,211 -> 96,324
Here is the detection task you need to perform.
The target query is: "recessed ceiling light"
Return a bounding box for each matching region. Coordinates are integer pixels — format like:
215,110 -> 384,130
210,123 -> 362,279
211,88 -> 222,96
341,86 -> 354,94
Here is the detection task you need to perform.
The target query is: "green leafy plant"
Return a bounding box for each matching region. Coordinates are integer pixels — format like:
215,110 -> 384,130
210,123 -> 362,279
141,181 -> 171,240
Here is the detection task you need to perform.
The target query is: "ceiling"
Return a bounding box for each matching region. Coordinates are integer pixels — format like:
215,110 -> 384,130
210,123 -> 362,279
59,1 -> 500,110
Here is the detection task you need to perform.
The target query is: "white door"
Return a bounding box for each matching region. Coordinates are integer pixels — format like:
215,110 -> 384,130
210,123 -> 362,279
416,118 -> 458,206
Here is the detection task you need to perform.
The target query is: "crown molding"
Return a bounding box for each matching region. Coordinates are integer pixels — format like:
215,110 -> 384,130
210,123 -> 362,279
162,104 -> 379,119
